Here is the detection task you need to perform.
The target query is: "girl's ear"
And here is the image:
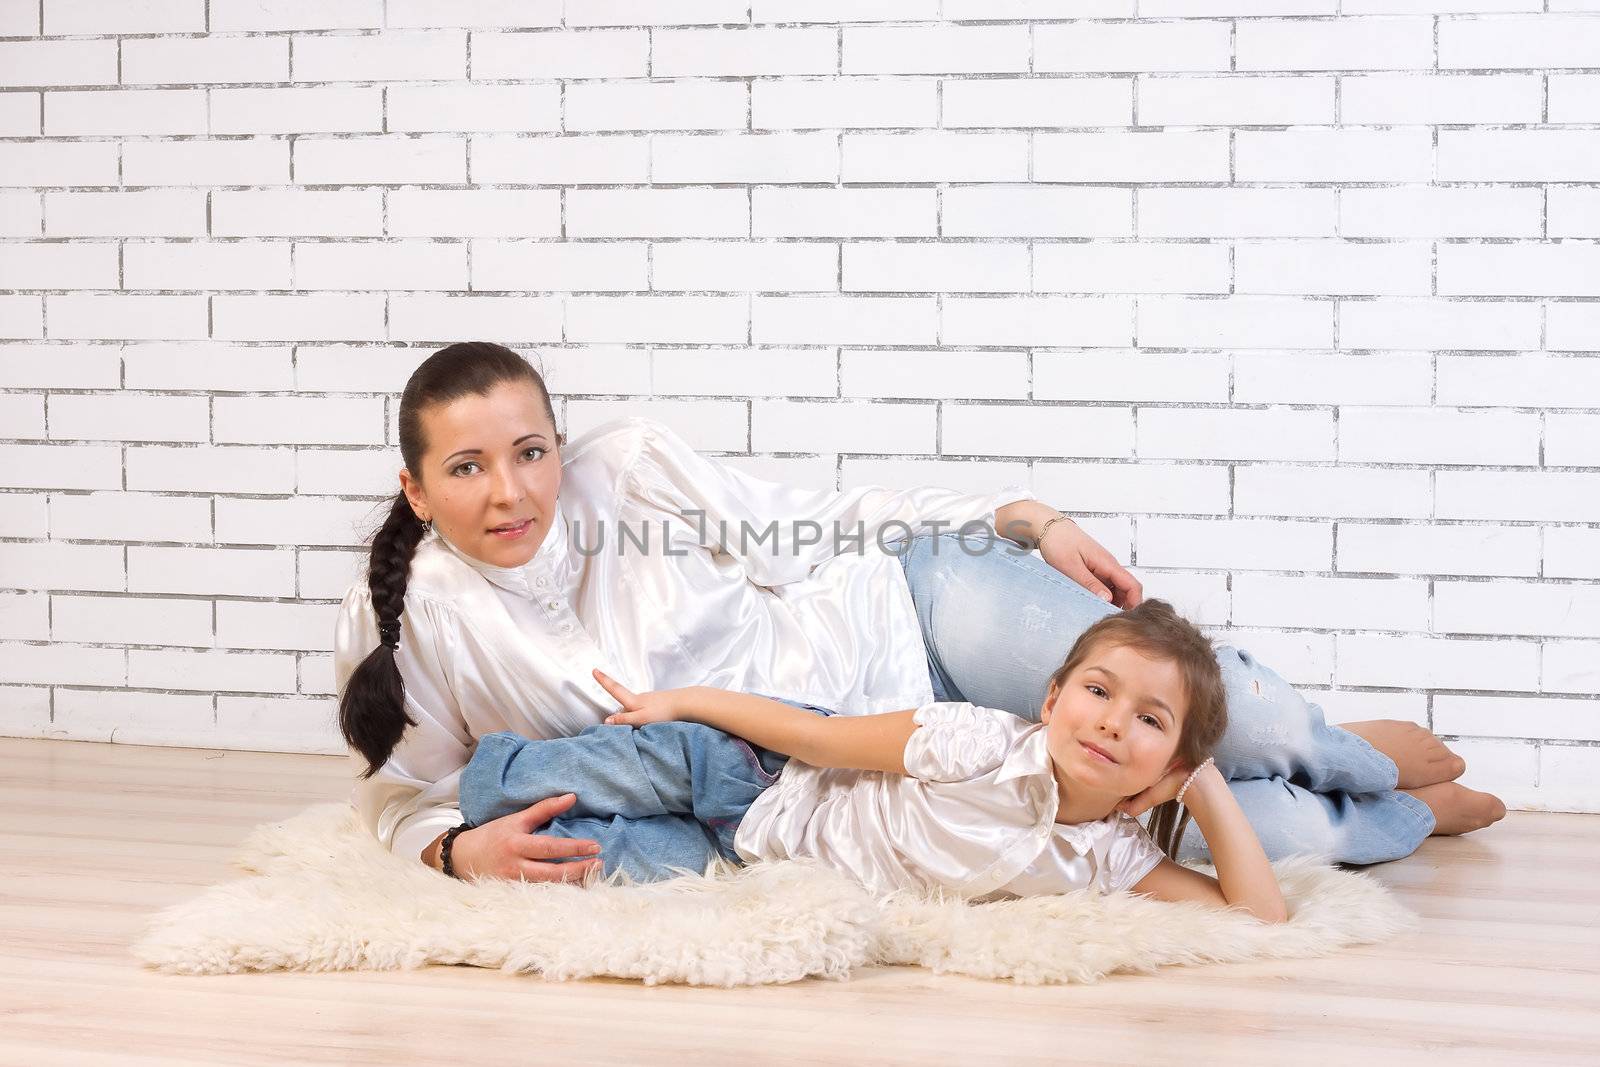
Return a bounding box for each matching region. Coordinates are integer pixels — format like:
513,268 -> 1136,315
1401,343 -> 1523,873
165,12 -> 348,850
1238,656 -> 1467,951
1039,681 -> 1058,723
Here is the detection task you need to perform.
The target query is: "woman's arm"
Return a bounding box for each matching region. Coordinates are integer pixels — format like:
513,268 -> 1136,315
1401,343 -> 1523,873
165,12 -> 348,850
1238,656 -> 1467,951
993,499 -> 1144,608
1129,764 -> 1289,923
596,670 -> 916,775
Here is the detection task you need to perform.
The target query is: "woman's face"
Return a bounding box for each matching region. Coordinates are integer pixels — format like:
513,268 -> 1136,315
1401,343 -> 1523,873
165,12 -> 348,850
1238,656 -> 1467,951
398,380 -> 562,569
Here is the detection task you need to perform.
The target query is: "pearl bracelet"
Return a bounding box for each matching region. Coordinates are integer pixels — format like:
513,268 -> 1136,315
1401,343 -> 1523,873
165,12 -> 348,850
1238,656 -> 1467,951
1175,757 -> 1215,807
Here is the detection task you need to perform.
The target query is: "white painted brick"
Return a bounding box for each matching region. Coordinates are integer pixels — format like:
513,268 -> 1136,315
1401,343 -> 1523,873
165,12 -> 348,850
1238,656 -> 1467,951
943,296 -> 1132,347
1339,299 -> 1541,351
294,137 -> 464,185
653,133 -> 840,184
0,192 -> 41,238
295,447 -> 397,497
211,87 -> 382,135
388,190 -> 558,239
1339,408 -> 1541,466
1235,465 -> 1434,520
50,491 -> 211,543
1137,517 -> 1332,571
0,345 -> 119,388
298,654 -> 336,696
1549,187 -> 1600,238
564,400 -> 746,451
1548,303 -> 1600,352
0,0 -> 37,33
1139,297 -> 1334,349
1034,243 -> 1231,295
215,496 -> 379,548
44,191 -> 206,238
1547,414 -> 1600,468
943,186 -> 1132,239
1134,571 -> 1231,627
843,24 -> 1026,74
1233,575 -> 1430,632
1546,527 -> 1600,579
1337,634 -> 1540,691
50,393 -> 210,444
1435,695 -> 1600,744
943,403 -> 1133,459
0,592 -> 47,641
50,688 -> 216,746
655,28 -> 836,77
0,442 -> 116,489
753,295 -> 935,345
1034,21 -> 1230,72
129,647 -> 297,693
944,78 -> 1131,128
0,243 -> 118,290
214,694 -> 342,752
754,188 -> 936,238
1034,352 -> 1230,403
754,399 -> 933,454
1140,1 -> 1336,16
1033,462 -> 1230,515
1341,73 -> 1542,124
123,140 -> 289,187
1549,74 -> 1600,122
1441,737 -> 1539,808
293,346 -> 428,393
1543,640 -> 1600,695
1440,130 -> 1600,182
0,92 -> 39,137
1236,241 -> 1431,297
125,445 -> 294,494
568,188 -> 747,238
123,343 -> 294,392
1236,130 -> 1432,182
217,601 -> 337,652
843,242 -> 1025,294
49,294 -> 209,340
1138,189 -> 1337,239
1034,132 -> 1228,183
1439,245 -> 1600,298
657,241 -> 837,293
387,83 -> 559,133
1206,629 -> 1333,686
1440,15 -> 1600,68
0,297 -> 43,340
123,242 -> 292,291
1141,408 -> 1335,462
721,453 -> 831,491
843,132 -> 1028,183
44,0 -> 203,34
471,30 -> 649,79
1237,16 -> 1434,70
212,190 -> 384,238
472,240 -> 646,292
212,295 -> 386,342
1235,352 -> 1434,406
649,348 -> 838,398
1344,2 -> 1548,13
567,295 -> 746,343
540,347 -> 651,395
293,31 -> 465,82
53,594 -> 212,648
1533,745 -> 1600,814
129,545 -> 296,596
298,549 -> 364,600
943,0 -> 1131,15
571,79 -> 746,131
214,396 -> 386,446
754,77 -> 934,130
1312,689 -> 1427,730
0,493 -> 46,537
120,37 -> 289,84
44,90 -> 205,137
0,143 -> 118,187
1340,187 -> 1543,239
0,393 -> 43,439
0,40 -> 117,87
388,295 -> 561,343
580,0 -> 746,26
1438,580 -> 1600,639
841,457 -> 1029,498
210,0 -> 381,31
841,349 -> 1025,400
0,541 -> 123,591
1138,75 -> 1333,126
1439,472 -> 1600,522
295,241 -> 467,291
0,642 -> 123,686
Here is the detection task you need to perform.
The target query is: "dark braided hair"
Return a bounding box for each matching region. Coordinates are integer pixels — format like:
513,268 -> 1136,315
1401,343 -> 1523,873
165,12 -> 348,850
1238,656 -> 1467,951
339,342 -> 559,779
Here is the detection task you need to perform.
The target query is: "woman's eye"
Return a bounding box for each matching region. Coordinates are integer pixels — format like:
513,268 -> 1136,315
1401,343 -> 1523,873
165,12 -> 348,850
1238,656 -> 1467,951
521,446 -> 547,461
452,461 -> 480,477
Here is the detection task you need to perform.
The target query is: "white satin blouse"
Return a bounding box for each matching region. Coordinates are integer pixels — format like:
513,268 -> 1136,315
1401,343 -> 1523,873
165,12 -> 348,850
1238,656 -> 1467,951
734,701 -> 1167,900
333,415 -> 1035,864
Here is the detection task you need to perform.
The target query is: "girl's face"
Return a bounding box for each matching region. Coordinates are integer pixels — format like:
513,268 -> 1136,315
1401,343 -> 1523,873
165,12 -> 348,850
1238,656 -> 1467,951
1039,641 -> 1188,801
398,380 -> 562,570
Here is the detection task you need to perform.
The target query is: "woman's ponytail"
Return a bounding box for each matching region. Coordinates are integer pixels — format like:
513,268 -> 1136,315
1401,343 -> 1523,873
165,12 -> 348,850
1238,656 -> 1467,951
339,490 -> 428,779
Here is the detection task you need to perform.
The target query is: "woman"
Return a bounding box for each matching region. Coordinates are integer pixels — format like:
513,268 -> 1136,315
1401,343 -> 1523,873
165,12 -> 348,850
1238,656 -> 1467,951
334,343 -> 1505,884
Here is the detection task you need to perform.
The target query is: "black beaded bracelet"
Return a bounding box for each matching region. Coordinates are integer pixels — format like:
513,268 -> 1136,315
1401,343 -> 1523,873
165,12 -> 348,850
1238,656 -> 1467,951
439,822 -> 471,879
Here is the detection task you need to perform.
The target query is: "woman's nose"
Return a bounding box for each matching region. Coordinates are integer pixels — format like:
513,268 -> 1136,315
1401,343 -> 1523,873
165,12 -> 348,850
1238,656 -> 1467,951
489,466 -> 524,505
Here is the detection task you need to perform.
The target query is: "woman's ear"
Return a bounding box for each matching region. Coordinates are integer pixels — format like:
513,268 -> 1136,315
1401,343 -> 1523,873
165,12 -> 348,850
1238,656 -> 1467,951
398,468 -> 429,523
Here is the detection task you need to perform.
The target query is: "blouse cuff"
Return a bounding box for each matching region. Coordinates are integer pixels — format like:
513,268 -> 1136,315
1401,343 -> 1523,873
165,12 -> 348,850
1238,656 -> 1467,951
392,808 -> 465,867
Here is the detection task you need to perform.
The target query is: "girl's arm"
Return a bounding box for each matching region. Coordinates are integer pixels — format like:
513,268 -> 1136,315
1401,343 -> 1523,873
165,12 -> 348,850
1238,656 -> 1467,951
1129,763 -> 1289,923
596,669 -> 916,775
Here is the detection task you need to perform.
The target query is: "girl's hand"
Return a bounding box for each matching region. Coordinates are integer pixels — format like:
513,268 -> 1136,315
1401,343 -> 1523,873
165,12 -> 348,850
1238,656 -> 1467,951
1116,763 -> 1193,819
595,668 -> 685,727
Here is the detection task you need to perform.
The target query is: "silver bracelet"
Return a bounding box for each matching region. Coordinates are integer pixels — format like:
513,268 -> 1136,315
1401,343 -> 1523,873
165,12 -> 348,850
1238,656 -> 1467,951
1175,757 -> 1215,807
1034,511 -> 1075,550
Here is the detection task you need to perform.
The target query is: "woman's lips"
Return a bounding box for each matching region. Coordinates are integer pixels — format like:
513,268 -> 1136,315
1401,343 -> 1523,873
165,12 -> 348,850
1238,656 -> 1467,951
488,519 -> 533,539
1079,740 -> 1118,765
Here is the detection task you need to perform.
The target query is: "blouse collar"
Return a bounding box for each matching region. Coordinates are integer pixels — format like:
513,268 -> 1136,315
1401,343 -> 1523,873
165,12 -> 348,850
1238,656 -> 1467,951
993,721 -> 1126,857
434,498 -> 570,600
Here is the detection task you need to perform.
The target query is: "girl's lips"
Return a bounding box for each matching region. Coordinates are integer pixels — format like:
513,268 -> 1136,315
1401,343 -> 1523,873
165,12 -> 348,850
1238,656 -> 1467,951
1079,740 -> 1118,765
488,519 -> 533,539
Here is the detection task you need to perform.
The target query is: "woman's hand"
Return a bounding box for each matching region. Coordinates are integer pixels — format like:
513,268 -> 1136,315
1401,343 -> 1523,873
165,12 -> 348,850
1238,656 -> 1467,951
445,793 -> 603,883
1116,761 -> 1197,819
595,668 -> 688,727
995,500 -> 1143,608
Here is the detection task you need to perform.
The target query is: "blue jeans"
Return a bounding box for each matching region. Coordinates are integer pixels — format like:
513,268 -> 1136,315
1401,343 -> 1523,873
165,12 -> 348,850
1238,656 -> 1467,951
895,531 -> 1436,865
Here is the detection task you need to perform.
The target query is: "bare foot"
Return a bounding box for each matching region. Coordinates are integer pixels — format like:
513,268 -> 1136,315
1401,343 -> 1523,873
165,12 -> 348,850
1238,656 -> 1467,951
1342,719 -> 1467,789
1402,782 -> 1507,836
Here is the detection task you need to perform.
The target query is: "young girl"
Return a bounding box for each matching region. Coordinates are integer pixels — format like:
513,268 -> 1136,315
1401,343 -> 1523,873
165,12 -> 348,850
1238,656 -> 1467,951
458,599 -> 1288,922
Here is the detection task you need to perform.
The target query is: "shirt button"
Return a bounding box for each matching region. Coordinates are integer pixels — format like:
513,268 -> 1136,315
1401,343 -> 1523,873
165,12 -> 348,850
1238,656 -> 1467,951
535,577 -> 549,589
546,599 -> 562,612
559,622 -> 574,635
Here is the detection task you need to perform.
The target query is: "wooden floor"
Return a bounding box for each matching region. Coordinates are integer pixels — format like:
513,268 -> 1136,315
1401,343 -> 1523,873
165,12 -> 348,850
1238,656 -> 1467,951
2,738 -> 1597,1067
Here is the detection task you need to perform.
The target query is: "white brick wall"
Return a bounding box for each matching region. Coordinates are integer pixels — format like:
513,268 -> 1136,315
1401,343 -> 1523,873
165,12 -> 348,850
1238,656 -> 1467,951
0,4 -> 1596,813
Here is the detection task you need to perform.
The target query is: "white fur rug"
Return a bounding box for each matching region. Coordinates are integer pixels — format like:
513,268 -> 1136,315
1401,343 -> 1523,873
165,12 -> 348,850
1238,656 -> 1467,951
133,803 -> 1415,986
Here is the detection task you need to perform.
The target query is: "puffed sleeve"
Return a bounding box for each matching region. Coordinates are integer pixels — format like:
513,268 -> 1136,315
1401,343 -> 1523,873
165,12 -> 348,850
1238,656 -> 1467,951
1103,814 -> 1166,894
900,702 -> 1014,783
334,584 -> 473,864
624,417 -> 1036,587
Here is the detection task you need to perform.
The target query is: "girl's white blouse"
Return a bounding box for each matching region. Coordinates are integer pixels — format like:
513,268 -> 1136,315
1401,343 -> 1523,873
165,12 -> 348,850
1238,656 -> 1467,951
333,416 -> 1034,863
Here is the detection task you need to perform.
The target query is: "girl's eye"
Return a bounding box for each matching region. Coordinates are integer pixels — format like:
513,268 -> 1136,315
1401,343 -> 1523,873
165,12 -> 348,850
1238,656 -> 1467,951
452,461 -> 481,477
1086,684 -> 1107,698
1139,714 -> 1163,730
